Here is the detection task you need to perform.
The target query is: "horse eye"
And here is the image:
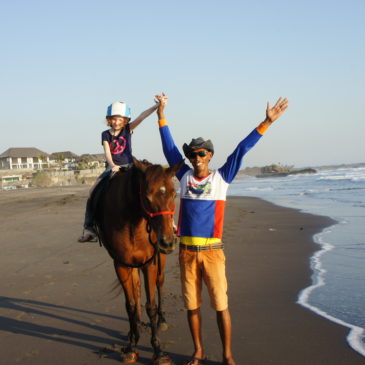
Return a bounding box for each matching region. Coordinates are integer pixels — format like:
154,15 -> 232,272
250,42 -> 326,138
160,186 -> 166,194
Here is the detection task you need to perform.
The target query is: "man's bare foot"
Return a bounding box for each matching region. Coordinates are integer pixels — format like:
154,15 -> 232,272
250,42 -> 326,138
185,351 -> 206,365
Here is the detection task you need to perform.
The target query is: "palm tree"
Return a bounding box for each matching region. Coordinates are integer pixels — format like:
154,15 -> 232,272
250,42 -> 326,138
38,153 -> 48,170
55,153 -> 65,169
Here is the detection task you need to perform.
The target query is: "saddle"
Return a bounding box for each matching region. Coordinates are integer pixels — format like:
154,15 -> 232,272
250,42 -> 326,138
89,166 -> 133,241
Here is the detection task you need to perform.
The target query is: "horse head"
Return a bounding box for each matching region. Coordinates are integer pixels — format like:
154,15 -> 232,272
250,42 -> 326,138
134,158 -> 184,254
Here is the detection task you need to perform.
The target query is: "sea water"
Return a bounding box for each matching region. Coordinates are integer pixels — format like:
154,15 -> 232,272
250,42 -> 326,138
228,167 -> 365,357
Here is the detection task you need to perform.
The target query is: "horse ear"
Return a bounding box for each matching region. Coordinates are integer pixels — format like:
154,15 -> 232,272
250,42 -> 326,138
133,157 -> 148,173
166,160 -> 185,177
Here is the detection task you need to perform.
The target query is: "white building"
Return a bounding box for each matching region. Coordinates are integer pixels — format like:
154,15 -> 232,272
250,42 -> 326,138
0,148 -> 50,170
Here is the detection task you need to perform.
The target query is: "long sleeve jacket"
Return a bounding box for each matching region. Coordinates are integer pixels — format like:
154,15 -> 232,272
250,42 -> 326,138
158,119 -> 268,245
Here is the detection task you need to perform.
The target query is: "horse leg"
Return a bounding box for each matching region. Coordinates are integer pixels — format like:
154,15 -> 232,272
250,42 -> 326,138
156,254 -> 168,332
114,263 -> 141,362
143,262 -> 171,365
132,268 -> 142,326
143,264 -> 159,351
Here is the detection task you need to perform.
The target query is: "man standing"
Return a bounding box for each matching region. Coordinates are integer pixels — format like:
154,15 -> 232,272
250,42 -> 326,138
156,95 -> 288,365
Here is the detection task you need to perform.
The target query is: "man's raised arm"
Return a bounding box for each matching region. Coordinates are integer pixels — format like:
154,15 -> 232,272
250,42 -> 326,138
219,97 -> 289,184
155,95 -> 188,177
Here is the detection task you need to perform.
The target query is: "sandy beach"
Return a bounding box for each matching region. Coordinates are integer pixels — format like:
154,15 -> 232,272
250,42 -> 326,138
0,186 -> 364,365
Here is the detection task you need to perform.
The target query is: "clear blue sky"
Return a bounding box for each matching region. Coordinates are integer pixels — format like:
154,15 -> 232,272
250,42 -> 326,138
0,0 -> 364,168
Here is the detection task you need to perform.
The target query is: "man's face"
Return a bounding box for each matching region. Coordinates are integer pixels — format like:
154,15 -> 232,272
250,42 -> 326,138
188,148 -> 212,173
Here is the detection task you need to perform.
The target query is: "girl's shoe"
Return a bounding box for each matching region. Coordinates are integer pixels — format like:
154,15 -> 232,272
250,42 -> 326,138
78,233 -> 97,242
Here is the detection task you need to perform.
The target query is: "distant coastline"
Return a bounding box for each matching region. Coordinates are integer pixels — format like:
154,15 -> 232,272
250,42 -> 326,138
238,162 -> 365,178
256,168 -> 317,178
1,161 -> 365,190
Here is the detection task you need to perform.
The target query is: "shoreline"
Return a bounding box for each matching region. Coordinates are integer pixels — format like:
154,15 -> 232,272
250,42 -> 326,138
298,226 -> 365,357
229,194 -> 365,358
0,187 -> 364,364
222,197 -> 364,364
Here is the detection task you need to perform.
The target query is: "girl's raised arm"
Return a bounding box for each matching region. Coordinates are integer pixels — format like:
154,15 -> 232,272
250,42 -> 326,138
129,102 -> 159,131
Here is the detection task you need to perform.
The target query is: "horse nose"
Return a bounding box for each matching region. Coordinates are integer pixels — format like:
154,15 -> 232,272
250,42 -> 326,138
159,236 -> 177,254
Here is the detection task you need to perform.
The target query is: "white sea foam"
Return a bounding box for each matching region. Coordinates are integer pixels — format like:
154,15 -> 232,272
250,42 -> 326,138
231,166 -> 365,357
297,227 -> 365,357
302,188 -> 331,194
319,175 -> 365,182
245,186 -> 273,192
317,167 -> 365,182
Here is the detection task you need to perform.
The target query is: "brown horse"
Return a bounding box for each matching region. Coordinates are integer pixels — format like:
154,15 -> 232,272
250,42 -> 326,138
94,158 -> 183,364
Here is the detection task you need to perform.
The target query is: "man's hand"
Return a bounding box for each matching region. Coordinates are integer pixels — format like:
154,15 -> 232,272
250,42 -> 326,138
266,97 -> 289,124
155,93 -> 168,119
155,93 -> 168,106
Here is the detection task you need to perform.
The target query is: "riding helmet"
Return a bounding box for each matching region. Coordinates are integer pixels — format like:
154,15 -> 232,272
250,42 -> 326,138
106,102 -> 131,119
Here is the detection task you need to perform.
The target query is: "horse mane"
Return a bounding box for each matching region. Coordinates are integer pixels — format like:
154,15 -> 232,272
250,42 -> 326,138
140,159 -> 153,166
94,159 -> 166,250
111,167 -> 142,225
144,164 -> 165,185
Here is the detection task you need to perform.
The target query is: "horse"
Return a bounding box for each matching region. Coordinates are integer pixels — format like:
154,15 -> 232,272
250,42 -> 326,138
94,157 -> 183,364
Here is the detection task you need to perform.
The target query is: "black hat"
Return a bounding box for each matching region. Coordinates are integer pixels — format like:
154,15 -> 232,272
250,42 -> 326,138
183,137 -> 214,157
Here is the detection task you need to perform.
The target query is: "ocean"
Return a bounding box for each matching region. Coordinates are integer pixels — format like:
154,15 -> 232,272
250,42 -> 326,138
228,166 -> 365,357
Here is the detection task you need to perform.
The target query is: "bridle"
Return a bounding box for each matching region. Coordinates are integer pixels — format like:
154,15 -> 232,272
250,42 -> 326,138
139,182 -> 175,246
139,185 -> 175,218
130,182 -> 176,273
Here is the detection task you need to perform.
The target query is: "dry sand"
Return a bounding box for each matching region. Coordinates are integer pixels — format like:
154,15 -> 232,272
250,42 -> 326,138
0,186 -> 364,364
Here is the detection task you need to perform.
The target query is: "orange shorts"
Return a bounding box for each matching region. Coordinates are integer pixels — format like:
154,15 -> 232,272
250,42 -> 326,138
179,247 -> 228,311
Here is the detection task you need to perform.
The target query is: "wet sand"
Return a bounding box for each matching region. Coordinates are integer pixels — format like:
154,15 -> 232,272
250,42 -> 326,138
0,186 -> 363,364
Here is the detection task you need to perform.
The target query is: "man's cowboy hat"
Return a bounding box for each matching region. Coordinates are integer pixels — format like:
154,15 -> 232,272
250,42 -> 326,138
183,137 -> 214,157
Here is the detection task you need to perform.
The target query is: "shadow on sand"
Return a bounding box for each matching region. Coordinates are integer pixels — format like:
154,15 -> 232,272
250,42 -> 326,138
0,296 -> 224,364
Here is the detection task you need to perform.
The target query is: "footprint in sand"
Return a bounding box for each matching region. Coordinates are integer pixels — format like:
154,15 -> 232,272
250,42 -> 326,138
16,349 -> 40,362
16,311 -> 26,320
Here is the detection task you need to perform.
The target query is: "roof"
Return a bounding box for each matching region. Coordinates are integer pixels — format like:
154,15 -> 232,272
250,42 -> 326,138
77,153 -> 105,162
49,151 -> 79,159
0,148 -> 49,158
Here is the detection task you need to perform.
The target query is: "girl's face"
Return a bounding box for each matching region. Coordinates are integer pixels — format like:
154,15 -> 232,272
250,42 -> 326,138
108,116 -> 129,130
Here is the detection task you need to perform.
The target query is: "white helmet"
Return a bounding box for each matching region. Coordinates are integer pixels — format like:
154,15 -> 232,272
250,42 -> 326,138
106,102 -> 131,119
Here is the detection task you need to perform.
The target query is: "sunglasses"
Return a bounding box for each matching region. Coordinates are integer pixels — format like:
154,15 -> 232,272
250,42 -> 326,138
188,150 -> 208,159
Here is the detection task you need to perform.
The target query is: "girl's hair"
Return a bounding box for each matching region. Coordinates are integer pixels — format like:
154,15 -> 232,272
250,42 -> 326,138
106,117 -> 113,127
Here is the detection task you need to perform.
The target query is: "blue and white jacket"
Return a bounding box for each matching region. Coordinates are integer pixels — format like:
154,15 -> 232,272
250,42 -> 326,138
158,119 -> 268,245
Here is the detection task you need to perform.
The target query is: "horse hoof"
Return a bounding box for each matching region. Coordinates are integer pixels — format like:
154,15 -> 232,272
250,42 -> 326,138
153,353 -> 172,365
120,351 -> 139,363
158,321 -> 169,332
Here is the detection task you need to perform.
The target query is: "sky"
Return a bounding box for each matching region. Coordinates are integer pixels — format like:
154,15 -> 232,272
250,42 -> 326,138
0,0 -> 364,168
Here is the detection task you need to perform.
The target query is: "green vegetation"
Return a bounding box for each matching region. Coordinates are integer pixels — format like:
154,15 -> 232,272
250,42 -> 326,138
257,164 -> 316,178
261,164 -> 294,174
54,153 -> 65,169
37,153 -> 49,169
76,161 -> 90,170
31,171 -> 52,187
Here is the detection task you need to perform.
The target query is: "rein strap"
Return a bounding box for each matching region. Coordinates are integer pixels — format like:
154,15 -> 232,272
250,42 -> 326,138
139,185 -> 175,218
